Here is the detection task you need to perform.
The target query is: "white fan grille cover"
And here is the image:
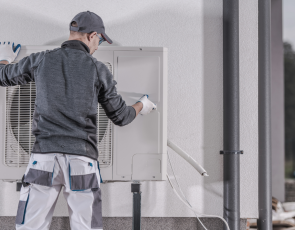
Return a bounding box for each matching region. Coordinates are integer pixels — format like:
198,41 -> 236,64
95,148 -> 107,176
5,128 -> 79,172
4,62 -> 113,168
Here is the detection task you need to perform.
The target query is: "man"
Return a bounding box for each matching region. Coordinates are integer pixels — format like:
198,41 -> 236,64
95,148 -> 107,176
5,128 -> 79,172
0,11 -> 156,230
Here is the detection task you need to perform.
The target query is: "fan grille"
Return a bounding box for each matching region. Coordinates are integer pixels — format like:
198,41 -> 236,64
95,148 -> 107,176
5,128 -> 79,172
4,62 -> 113,168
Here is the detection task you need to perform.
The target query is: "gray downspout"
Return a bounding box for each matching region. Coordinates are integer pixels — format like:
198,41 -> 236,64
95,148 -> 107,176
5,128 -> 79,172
222,0 -> 241,229
257,0 -> 272,229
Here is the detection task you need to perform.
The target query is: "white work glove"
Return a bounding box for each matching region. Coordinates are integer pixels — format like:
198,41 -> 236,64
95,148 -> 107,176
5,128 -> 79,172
137,94 -> 157,115
0,41 -> 21,64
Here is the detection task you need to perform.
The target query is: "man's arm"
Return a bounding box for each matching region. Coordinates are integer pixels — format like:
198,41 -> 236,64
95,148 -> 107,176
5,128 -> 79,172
95,61 -> 142,127
132,102 -> 143,117
0,60 -> 8,65
0,51 -> 46,87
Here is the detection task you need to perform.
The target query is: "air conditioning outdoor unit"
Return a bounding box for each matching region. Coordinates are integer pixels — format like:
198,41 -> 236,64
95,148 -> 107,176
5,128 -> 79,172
0,46 -> 168,182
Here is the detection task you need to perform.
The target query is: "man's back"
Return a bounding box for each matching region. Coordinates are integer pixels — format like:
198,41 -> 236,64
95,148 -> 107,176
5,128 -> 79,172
1,40 -> 137,160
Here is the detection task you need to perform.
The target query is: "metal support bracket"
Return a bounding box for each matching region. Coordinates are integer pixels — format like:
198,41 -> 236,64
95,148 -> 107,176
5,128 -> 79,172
132,181 -> 142,230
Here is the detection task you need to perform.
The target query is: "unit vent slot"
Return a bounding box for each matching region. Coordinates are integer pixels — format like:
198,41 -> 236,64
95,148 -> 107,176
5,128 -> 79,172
97,62 -> 113,167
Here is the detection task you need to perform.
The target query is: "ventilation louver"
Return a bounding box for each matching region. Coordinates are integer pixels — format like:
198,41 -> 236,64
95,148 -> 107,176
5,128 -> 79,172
4,62 -> 113,168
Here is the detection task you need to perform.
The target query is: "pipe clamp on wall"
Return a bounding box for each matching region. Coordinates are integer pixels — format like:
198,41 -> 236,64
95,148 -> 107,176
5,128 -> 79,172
220,150 -> 244,155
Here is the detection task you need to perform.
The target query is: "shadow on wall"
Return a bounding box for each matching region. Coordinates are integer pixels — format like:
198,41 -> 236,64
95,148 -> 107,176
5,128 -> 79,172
202,0 -> 223,216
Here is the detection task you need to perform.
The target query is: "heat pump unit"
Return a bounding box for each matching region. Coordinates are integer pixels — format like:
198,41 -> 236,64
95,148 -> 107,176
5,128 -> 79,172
0,46 -> 168,182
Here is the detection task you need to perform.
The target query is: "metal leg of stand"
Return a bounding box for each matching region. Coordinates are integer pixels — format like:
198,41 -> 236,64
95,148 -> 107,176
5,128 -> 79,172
132,181 -> 142,230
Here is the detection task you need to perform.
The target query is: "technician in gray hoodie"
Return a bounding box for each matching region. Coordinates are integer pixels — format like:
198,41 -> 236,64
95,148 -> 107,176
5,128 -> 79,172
0,11 -> 156,230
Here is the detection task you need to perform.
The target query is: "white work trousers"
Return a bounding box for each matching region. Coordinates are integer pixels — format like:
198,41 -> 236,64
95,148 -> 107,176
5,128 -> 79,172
15,152 -> 103,230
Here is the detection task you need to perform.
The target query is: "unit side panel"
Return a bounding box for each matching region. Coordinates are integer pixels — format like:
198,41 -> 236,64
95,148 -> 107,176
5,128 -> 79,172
113,51 -> 167,181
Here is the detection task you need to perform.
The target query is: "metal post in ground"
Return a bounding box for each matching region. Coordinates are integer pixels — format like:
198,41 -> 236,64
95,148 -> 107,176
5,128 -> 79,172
258,0 -> 272,229
132,181 -> 142,230
222,0 -> 241,229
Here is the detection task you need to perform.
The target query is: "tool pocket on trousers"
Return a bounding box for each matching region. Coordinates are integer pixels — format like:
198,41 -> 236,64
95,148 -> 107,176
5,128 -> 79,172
68,156 -> 99,191
23,154 -> 56,187
91,187 -> 103,229
15,185 -> 31,225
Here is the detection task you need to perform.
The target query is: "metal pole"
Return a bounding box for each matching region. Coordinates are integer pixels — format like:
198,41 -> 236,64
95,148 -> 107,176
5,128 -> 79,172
222,0 -> 240,229
132,181 -> 142,230
257,0 -> 272,229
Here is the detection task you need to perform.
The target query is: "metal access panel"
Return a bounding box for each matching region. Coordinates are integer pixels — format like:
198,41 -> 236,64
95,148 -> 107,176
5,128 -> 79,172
0,46 -> 167,182
112,50 -> 168,181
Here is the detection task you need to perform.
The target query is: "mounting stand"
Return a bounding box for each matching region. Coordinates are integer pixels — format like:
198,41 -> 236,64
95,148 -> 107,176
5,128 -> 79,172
131,180 -> 142,230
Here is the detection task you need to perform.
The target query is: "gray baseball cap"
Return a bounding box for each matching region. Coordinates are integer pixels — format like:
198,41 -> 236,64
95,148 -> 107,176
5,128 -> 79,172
69,11 -> 113,44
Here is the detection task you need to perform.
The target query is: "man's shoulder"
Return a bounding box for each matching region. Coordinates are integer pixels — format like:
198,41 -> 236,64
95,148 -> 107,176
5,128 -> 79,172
49,47 -> 99,65
81,52 -> 101,66
31,47 -> 60,60
35,47 -> 61,56
48,47 -> 61,53
91,58 -> 109,71
84,53 -> 99,64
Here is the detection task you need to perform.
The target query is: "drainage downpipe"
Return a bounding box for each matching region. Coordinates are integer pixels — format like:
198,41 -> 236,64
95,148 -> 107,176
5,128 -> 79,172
222,0 -> 240,229
257,0 -> 272,229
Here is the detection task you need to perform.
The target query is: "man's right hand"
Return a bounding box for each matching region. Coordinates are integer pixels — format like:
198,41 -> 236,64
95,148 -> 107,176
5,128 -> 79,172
136,94 -> 157,115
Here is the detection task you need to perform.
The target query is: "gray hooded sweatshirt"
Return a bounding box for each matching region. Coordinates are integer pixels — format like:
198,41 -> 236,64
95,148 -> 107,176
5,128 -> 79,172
0,40 -> 136,160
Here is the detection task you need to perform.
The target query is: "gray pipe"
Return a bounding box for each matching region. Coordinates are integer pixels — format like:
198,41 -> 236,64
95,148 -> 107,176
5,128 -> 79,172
223,0 -> 240,229
257,0 -> 272,229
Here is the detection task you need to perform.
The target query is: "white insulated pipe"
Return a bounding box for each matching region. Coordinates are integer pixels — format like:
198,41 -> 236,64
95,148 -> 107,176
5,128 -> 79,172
167,139 -> 208,176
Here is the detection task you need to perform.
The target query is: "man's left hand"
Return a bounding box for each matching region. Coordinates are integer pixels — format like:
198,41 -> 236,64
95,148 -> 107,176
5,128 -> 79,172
0,41 -> 21,64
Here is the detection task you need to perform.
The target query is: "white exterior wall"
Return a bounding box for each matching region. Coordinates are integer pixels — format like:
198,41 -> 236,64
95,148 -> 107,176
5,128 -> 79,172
0,0 -> 258,218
